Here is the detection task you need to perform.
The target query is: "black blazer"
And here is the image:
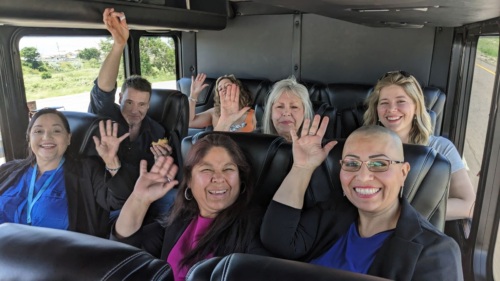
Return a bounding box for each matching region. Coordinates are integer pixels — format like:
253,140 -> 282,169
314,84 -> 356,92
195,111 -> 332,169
0,157 -> 135,238
261,197 -> 463,281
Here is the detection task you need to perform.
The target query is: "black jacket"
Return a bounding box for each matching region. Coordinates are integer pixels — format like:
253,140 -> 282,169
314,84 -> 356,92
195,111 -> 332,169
261,197 -> 463,281
0,157 -> 135,238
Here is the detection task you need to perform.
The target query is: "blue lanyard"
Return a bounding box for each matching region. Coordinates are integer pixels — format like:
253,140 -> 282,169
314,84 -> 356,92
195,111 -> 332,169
27,157 -> 65,224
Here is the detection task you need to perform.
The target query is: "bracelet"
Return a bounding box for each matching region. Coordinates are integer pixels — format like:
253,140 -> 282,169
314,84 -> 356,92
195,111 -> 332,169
188,97 -> 198,102
105,165 -> 121,172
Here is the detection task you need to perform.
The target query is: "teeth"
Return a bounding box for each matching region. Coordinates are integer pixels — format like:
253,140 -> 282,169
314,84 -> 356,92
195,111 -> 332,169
387,116 -> 401,121
209,190 -> 227,195
354,188 -> 380,195
41,144 -> 55,148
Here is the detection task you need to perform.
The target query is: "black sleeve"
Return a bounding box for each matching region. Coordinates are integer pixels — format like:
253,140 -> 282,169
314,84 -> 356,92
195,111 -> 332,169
110,221 -> 166,259
412,236 -> 464,281
260,200 -> 322,260
88,78 -> 119,119
84,157 -> 135,211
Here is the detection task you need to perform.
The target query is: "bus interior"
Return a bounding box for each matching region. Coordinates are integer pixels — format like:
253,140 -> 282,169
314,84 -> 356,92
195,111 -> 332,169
0,0 -> 499,280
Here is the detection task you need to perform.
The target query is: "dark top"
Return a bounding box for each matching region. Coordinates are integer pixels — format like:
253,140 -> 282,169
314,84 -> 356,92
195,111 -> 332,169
0,157 -> 135,238
88,79 -> 165,170
111,211 -> 269,261
261,197 -> 463,281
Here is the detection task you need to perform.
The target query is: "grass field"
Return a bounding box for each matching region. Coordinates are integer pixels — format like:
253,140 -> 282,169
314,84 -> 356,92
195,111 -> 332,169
23,62 -> 175,101
23,37 -> 498,101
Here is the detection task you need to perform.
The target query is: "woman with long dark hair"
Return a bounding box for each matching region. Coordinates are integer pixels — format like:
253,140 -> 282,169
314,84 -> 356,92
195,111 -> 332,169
113,133 -> 265,281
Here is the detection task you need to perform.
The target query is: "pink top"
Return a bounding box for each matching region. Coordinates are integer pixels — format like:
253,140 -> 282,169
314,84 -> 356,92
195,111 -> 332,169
167,215 -> 215,281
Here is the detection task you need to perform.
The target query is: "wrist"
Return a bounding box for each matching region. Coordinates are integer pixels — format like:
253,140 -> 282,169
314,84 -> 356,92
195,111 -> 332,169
188,97 -> 198,103
105,158 -> 121,172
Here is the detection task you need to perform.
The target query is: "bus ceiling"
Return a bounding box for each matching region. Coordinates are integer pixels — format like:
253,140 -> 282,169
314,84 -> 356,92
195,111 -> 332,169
0,0 -> 499,30
0,0 -> 228,31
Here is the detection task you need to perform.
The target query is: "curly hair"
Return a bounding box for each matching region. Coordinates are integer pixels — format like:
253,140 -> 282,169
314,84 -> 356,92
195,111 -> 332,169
213,75 -> 253,116
363,71 -> 432,145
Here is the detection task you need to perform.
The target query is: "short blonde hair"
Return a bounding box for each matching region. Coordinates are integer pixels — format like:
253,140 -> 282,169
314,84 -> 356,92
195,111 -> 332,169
262,77 -> 314,136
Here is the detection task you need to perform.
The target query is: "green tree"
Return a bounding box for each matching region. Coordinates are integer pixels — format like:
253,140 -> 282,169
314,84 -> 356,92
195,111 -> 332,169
139,37 -> 175,77
98,38 -> 113,55
78,48 -> 101,60
20,47 -> 42,69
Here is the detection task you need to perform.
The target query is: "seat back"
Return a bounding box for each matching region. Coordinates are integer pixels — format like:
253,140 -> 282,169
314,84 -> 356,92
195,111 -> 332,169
148,88 -> 189,139
62,111 -> 105,158
326,140 -> 451,230
308,83 -> 373,111
422,86 -> 446,134
186,253 -> 390,281
0,223 -> 172,281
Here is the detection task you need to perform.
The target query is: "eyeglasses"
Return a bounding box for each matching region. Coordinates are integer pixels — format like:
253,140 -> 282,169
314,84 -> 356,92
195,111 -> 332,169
378,70 -> 411,81
339,159 -> 404,172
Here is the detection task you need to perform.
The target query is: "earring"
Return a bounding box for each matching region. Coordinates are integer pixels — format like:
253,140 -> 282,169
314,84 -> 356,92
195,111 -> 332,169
343,191 -> 346,197
184,188 -> 193,201
399,186 -> 404,199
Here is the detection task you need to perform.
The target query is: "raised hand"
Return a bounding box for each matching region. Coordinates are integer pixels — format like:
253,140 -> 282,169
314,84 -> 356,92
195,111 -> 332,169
190,73 -> 209,99
133,157 -> 179,205
103,8 -> 129,46
93,120 -> 129,165
214,83 -> 250,131
290,115 -> 337,171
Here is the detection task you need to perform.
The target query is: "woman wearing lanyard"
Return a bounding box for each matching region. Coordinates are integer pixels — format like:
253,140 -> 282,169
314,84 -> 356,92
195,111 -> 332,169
0,108 -> 134,238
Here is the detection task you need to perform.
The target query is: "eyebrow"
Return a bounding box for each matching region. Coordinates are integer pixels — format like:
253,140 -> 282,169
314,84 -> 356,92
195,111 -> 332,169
344,153 -> 390,159
369,154 -> 389,159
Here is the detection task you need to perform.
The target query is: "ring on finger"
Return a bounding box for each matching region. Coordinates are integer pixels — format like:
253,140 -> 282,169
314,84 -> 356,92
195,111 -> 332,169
166,177 -> 172,183
309,132 -> 315,135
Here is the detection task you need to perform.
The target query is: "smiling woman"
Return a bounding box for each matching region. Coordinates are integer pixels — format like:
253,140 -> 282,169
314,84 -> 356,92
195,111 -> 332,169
112,133 -> 268,281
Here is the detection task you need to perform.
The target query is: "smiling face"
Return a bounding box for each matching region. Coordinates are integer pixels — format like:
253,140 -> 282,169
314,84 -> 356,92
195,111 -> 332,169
271,91 -> 305,141
340,132 -> 409,215
188,146 -> 241,218
376,85 -> 416,142
29,113 -> 71,167
119,87 -> 150,127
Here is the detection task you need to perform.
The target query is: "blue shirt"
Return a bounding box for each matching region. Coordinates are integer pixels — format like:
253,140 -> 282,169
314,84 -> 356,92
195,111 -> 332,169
0,166 -> 68,230
310,222 -> 393,274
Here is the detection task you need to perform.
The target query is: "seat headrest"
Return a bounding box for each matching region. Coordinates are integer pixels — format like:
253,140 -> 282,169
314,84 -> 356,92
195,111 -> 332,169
186,253 -> 390,281
0,223 -> 172,281
149,89 -> 189,139
309,83 -> 373,111
62,111 -> 104,158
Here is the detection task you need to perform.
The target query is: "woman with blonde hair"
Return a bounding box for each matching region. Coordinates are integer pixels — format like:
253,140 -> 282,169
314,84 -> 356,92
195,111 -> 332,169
364,70 -> 475,220
262,77 -> 314,142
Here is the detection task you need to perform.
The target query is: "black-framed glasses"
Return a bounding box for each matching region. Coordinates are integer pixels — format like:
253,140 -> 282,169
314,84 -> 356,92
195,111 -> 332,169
339,159 -> 404,172
378,70 -> 411,81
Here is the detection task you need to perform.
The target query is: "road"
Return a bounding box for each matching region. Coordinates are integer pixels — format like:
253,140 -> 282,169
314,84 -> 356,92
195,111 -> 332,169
463,58 -> 496,191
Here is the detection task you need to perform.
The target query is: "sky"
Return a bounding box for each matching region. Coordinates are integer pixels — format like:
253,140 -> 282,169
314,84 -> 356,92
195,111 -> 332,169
19,36 -> 107,56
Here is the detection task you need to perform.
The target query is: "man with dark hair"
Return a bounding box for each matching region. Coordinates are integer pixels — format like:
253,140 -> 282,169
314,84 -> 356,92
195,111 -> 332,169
88,8 -> 174,222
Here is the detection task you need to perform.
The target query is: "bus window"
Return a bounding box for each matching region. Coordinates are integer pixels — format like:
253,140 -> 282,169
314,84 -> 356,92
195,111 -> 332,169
139,36 -> 177,89
465,35 -> 498,276
19,36 -> 125,113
